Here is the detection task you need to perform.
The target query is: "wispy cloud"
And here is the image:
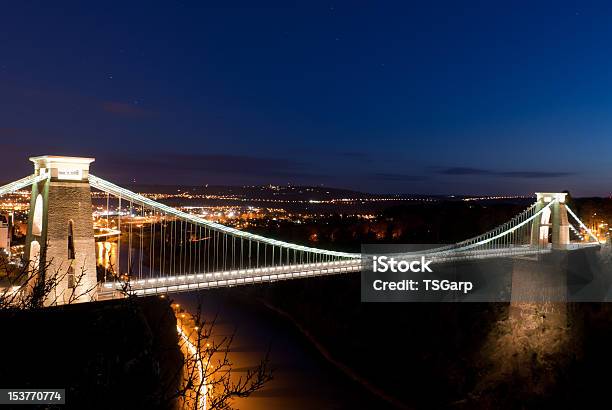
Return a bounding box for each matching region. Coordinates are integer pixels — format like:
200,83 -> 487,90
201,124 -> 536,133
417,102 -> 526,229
437,167 -> 574,179
438,167 -> 490,176
496,171 -> 574,178
371,173 -> 428,182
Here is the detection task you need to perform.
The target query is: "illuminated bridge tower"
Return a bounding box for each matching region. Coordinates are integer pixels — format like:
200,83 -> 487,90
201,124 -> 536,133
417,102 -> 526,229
511,192 -> 571,329
530,192 -> 570,250
24,156 -> 98,305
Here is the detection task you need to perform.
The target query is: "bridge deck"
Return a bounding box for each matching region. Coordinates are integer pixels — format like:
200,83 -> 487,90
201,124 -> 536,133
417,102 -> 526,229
98,245 -> 605,297
102,260 -> 362,296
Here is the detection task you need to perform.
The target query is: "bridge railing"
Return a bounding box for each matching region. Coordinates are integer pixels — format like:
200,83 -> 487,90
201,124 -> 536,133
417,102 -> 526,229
0,174 -> 48,197
89,174 -> 361,286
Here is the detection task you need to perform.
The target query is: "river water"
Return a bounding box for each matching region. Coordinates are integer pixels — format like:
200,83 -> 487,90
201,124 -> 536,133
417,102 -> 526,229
96,239 -> 388,408
173,289 -> 387,410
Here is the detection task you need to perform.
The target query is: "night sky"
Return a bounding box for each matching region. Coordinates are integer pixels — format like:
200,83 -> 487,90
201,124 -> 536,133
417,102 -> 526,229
2,1 -> 612,196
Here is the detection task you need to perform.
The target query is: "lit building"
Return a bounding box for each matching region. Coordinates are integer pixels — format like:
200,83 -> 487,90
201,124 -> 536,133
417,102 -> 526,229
0,213 -> 10,254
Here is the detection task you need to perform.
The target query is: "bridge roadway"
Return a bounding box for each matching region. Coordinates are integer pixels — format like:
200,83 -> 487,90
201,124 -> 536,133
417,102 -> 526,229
102,259 -> 363,297
100,244 -> 600,297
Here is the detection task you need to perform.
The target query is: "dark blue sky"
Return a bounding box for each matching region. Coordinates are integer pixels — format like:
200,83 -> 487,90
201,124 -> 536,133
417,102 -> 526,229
2,1 -> 611,195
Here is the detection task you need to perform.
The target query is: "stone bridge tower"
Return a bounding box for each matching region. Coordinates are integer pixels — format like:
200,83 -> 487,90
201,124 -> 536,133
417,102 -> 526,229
530,192 -> 570,250
511,192 -> 571,330
24,156 -> 98,305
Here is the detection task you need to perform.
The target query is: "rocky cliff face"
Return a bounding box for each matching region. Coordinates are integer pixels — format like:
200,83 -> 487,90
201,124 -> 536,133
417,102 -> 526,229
0,297 -> 182,409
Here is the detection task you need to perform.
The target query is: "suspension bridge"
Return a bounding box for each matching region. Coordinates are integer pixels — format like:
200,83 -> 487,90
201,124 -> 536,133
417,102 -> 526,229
0,156 -> 602,304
